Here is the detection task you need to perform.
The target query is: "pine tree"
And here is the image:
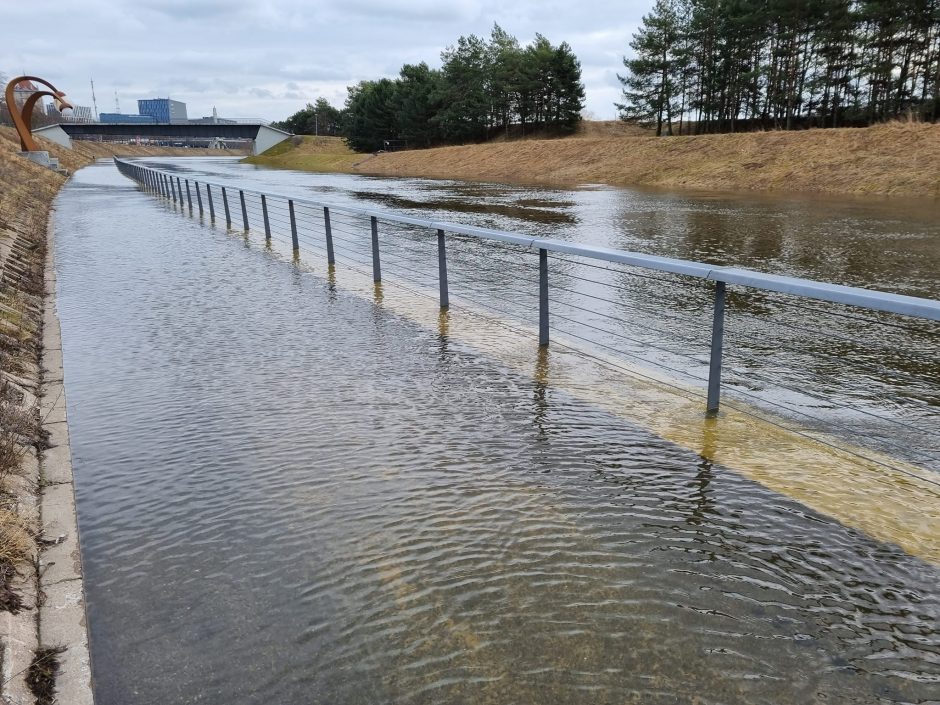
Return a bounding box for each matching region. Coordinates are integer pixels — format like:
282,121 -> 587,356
617,0 -> 684,135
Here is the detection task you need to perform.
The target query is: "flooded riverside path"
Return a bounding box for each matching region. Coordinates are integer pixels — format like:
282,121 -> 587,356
55,161 -> 939,703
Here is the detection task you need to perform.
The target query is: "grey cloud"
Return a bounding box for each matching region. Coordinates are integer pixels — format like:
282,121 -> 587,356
3,0 -> 649,120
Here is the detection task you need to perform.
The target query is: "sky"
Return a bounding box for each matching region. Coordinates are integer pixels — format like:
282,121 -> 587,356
2,0 -> 649,123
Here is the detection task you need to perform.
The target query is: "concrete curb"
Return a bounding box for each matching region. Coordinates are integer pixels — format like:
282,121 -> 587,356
38,208 -> 95,704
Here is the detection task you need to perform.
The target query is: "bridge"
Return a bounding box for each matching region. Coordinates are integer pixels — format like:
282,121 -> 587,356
31,121 -> 291,155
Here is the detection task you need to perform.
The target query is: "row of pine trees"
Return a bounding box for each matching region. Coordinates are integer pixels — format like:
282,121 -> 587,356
618,0 -> 940,135
275,26 -> 585,152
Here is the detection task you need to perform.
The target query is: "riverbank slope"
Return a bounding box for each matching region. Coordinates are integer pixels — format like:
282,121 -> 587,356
248,121 -> 940,199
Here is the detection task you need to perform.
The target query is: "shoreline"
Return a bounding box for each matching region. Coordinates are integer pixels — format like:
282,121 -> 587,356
246,121 -> 940,200
0,124 -> 236,703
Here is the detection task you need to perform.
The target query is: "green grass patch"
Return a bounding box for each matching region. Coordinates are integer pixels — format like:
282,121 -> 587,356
243,136 -> 367,173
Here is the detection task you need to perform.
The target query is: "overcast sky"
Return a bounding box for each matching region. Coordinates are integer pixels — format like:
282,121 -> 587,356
3,0 -> 649,122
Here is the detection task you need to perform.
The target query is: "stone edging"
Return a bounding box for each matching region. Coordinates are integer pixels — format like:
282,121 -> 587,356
37,207 -> 94,704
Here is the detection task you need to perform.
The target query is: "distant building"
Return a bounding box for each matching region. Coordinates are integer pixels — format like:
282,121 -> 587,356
189,106 -> 237,125
46,103 -> 94,122
11,80 -> 39,108
138,98 -> 187,124
99,113 -> 157,124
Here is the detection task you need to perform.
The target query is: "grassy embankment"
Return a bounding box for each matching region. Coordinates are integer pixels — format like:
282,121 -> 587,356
246,120 -> 940,198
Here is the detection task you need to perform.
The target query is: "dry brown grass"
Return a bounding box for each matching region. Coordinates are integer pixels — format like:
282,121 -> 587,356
355,121 -> 940,198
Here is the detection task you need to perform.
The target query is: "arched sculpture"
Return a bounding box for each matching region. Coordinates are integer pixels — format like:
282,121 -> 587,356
4,76 -> 74,152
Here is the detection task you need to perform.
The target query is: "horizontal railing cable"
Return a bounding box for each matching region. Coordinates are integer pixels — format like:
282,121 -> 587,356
114,159 -> 940,472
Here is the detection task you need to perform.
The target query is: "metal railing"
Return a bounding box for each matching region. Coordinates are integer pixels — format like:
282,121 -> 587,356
113,157 -> 940,471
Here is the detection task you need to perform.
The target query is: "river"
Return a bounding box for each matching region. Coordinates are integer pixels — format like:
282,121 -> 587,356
54,159 -> 939,704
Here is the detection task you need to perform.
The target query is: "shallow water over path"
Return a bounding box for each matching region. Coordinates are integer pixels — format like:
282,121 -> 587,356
56,162 -> 939,704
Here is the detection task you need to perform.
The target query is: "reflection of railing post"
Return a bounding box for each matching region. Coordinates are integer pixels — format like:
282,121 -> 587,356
261,195 -> 271,242
288,200 -> 299,251
185,180 -> 193,212
706,280 -> 727,415
539,248 -> 549,346
206,184 -> 215,221
221,187 -> 232,228
240,191 -> 249,231
437,229 -> 449,309
195,182 -> 204,216
323,207 -> 335,265
371,216 -> 381,283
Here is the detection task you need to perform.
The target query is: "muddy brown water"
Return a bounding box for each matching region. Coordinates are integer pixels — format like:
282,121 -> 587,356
55,160 -> 939,704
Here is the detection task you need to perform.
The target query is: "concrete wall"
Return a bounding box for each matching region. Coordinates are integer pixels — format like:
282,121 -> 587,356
253,125 -> 291,155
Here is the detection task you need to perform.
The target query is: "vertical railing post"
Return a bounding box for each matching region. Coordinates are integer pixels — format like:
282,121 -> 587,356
206,184 -> 215,221
539,248 -> 549,346
221,187 -> 232,228
323,207 -> 335,265
706,280 -> 727,415
261,195 -> 271,242
437,229 -> 449,309
170,175 -> 177,204
164,174 -> 171,200
176,177 -> 184,206
195,181 -> 204,216
288,200 -> 299,251
239,190 -> 249,231
185,179 -> 193,212
159,174 -> 165,197
370,216 -> 381,282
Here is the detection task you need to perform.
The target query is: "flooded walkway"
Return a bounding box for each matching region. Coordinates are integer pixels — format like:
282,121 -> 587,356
55,162 -> 939,704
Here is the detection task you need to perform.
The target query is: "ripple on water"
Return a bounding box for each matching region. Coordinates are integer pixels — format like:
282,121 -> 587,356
56,163 -> 939,705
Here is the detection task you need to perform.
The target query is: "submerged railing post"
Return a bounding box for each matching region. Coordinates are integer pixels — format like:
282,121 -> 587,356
239,190 -> 249,231
195,181 -> 204,216
437,229 -> 449,309
288,200 -> 299,251
371,216 -> 381,283
261,195 -> 271,242
539,248 -> 549,346
706,280 -> 727,415
323,207 -> 335,265
206,184 -> 215,221
221,187 -> 232,228
185,179 -> 193,213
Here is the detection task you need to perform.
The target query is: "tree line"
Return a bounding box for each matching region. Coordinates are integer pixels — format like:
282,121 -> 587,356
618,0 -> 940,135
274,25 -> 585,152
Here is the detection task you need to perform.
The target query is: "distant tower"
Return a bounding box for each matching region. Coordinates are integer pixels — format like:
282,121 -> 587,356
114,91 -> 120,113
90,79 -> 99,120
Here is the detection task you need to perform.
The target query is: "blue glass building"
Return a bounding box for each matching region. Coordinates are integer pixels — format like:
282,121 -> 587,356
137,98 -> 188,124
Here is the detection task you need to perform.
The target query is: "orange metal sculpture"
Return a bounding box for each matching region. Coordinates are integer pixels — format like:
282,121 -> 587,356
4,76 -> 74,151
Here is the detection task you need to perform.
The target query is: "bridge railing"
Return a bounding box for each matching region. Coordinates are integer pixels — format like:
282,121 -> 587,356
113,157 -> 940,474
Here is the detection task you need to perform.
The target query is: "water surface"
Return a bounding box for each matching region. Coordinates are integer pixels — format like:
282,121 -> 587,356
56,161 -> 940,704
